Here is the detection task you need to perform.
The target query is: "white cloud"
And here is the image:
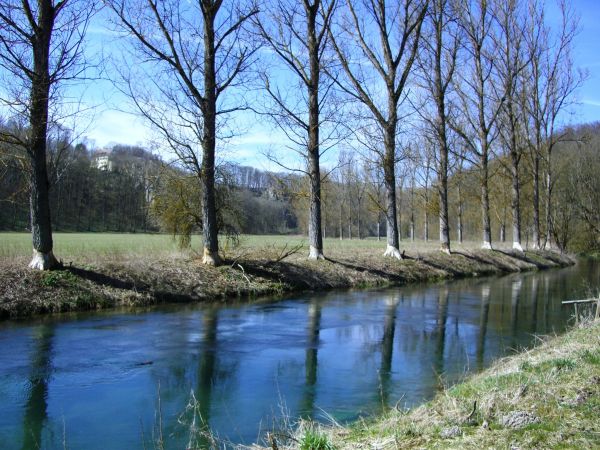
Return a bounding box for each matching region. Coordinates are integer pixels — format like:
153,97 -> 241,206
582,99 -> 600,107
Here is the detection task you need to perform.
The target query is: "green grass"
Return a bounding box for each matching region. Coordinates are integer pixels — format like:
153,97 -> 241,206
299,427 -> 336,450
0,231 -> 511,262
0,232 -> 189,260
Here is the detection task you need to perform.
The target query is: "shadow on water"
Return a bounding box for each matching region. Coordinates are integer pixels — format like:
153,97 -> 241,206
21,324 -> 54,450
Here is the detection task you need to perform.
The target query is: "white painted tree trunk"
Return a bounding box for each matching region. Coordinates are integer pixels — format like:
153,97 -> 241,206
202,247 -> 222,266
308,245 -> 325,260
383,245 -> 402,259
29,250 -> 59,270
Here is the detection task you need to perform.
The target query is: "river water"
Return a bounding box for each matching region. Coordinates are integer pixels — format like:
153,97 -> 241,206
1,259 -> 599,449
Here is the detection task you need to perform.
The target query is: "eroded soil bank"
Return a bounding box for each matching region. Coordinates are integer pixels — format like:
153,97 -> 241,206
0,248 -> 575,319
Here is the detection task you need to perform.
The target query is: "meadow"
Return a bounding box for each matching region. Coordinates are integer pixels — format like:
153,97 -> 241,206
0,231 -> 511,263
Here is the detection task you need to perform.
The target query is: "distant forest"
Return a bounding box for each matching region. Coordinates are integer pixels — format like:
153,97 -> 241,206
2,121 -> 599,253
0,139 -> 297,236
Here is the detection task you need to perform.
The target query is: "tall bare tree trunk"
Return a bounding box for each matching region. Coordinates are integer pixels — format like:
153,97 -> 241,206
544,156 -> 554,249
28,1 -> 59,270
410,182 -> 415,241
307,133 -> 323,258
383,126 -> 401,258
481,149 -> 492,249
397,186 -> 403,242
425,0 -> 455,255
457,183 -> 463,243
532,152 -> 541,249
510,151 -> 523,251
201,10 -> 221,266
438,174 -> 450,252
307,6 -> 324,260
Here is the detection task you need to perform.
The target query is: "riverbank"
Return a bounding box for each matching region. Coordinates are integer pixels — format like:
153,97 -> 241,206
0,235 -> 575,319
297,316 -> 598,450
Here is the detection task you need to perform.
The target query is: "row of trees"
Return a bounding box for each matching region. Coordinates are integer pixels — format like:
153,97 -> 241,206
0,0 -> 585,269
288,126 -> 600,254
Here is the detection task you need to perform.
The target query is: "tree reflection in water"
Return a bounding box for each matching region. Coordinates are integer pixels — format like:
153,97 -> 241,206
300,300 -> 322,418
22,324 -> 54,450
379,294 -> 399,409
477,284 -> 491,371
434,288 -> 449,390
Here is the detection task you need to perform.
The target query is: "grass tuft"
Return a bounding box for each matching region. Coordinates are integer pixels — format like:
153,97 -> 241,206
299,427 -> 336,450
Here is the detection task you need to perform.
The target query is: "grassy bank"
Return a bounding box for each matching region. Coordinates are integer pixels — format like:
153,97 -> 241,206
0,233 -> 575,319
292,317 -> 598,450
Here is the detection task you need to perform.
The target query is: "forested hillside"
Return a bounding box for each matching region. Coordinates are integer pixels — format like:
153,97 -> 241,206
0,135 -> 298,236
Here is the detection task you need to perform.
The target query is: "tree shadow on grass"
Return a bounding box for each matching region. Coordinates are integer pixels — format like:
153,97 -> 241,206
451,250 -> 517,272
65,266 -> 193,302
407,253 -> 465,278
232,260 -> 323,289
323,257 -> 405,281
537,250 -> 573,266
66,266 -> 145,291
238,258 -> 381,289
492,249 -> 554,269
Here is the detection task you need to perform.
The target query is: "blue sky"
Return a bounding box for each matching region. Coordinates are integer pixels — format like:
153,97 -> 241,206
566,0 -> 600,122
64,1 -> 600,167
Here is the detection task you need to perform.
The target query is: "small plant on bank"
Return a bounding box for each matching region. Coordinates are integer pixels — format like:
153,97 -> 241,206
299,427 -> 335,450
40,270 -> 78,287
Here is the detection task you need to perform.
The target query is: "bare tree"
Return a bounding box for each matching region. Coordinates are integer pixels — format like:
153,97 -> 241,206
0,0 -> 96,269
494,0 -> 529,252
416,0 -> 459,253
105,0 -> 258,265
254,0 -> 337,260
329,0 -> 428,259
522,0 -> 582,249
452,0 -> 503,250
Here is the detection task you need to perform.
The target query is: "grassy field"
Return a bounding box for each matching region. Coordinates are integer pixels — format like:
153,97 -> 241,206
0,232 -> 512,262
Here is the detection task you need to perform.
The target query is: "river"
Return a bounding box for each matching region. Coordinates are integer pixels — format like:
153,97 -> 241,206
0,258 -> 598,449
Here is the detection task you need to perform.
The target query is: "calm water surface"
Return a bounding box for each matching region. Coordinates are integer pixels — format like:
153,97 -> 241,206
1,259 -> 599,449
